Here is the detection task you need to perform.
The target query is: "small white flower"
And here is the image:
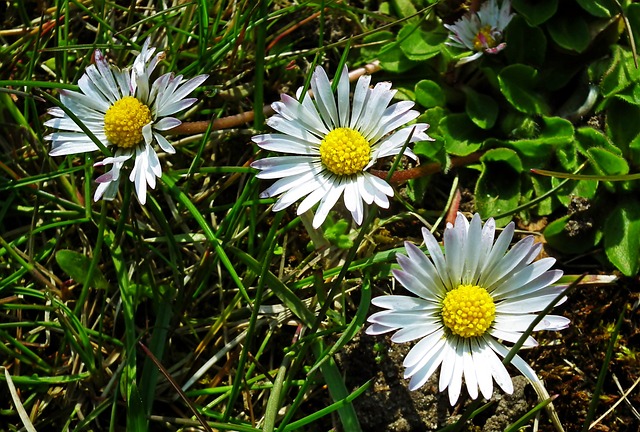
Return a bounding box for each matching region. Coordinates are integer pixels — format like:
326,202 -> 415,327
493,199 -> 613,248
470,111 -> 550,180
444,0 -> 514,66
251,65 -> 433,229
366,213 -> 569,405
45,39 -> 208,204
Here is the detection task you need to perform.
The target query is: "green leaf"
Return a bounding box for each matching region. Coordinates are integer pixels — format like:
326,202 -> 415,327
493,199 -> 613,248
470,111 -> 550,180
551,176 -> 598,207
505,16 -> 547,65
577,0 -> 617,17
55,250 -> 109,289
586,147 -> 629,176
391,0 -> 417,18
544,215 -> 602,254
475,148 -> 522,226
547,14 -> 591,53
505,117 -> 574,166
628,132 -> 640,166
576,126 -> 622,156
398,25 -> 444,61
498,64 -> 547,115
605,99 -> 640,156
415,80 -> 444,108
512,0 -> 558,26
604,200 -> 640,276
361,31 -> 394,61
439,114 -> 484,156
378,42 -> 417,73
463,87 -> 498,130
598,47 -> 640,98
530,176 -> 556,215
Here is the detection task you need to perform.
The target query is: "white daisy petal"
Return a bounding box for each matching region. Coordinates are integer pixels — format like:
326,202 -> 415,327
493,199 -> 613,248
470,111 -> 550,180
275,176 -> 324,211
358,82 -> 395,138
404,329 -> 446,370
365,323 -> 396,336
462,339 -> 479,399
253,133 -> 320,155
493,269 -> 563,301
422,227 -> 451,289
390,323 -> 442,343
447,340 -> 466,405
462,213 -> 483,285
470,338 -> 493,400
480,221 -> 514,278
336,66 -> 350,127
371,295 -> 431,311
408,345 -> 447,391
154,132 -> 176,154
50,140 -> 102,156
310,66 -> 339,128
259,171 -> 318,200
438,339 -> 458,393
444,216 -> 467,288
349,74 -> 372,129
483,336 -> 514,395
490,257 -> 556,298
312,180 -> 347,228
489,328 -> 538,347
252,156 -> 317,179
154,117 -> 182,131
366,212 -> 568,405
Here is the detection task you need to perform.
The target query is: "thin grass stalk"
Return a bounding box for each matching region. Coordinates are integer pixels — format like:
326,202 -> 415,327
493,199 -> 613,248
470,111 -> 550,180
73,202 -> 107,316
223,211 -> 284,421
581,305 -> 627,431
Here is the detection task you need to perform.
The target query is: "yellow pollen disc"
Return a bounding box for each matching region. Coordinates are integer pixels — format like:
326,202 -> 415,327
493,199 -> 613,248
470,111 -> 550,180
103,96 -> 152,148
473,25 -> 497,51
319,127 -> 371,176
442,284 -> 496,338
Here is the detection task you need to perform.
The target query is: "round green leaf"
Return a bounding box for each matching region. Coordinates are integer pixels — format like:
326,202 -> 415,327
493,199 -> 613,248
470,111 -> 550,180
378,42 -> 417,73
547,14 -> 590,53
398,25 -> 444,61
463,87 -> 498,130
475,148 -> 522,226
605,99 -> 640,153
604,200 -> 640,276
415,80 -> 445,108
577,0 -> 616,17
439,114 -> 484,156
498,64 -> 547,114
544,215 -> 602,254
512,0 -> 558,25
586,147 -> 629,176
505,16 -> 547,65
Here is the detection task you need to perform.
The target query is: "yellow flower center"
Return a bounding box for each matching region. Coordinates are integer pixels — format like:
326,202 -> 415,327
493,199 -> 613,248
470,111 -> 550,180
319,127 -> 371,176
103,96 -> 152,148
473,25 -> 497,51
442,284 -> 495,338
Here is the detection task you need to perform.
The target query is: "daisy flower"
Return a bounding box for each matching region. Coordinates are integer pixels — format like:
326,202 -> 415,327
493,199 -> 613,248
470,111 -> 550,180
251,65 -> 433,229
366,213 -> 569,405
444,0 -> 514,66
45,39 -> 208,204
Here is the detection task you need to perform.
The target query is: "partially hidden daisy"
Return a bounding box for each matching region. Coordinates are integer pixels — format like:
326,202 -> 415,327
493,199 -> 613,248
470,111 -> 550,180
251,65 -> 433,229
45,39 -> 208,204
444,0 -> 514,66
366,212 -> 569,405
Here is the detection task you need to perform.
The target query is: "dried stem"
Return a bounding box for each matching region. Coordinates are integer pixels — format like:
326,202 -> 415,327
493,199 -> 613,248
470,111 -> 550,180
370,151 -> 484,183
